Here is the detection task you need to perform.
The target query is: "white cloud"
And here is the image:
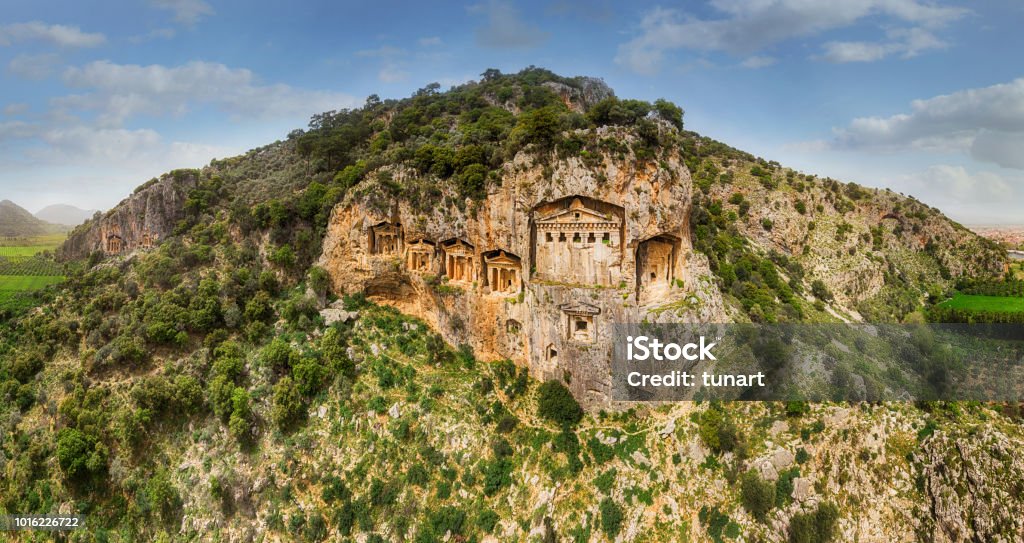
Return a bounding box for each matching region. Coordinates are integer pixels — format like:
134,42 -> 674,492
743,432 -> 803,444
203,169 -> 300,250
128,27 -> 177,44
740,55 -> 776,68
468,0 -> 549,49
355,46 -> 406,58
0,120 -> 40,141
830,78 -> 1024,169
3,124 -> 243,212
8,53 -> 61,80
151,0 -> 214,25
0,21 -> 106,48
615,1 -> 966,74
3,103 -> 30,116
820,41 -> 894,63
378,65 -> 410,83
886,165 -> 1023,223
418,36 -> 442,47
57,60 -> 360,125
820,27 -> 946,62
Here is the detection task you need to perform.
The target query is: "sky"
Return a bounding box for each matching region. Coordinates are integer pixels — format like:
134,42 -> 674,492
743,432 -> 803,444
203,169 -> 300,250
1,0 -> 1022,224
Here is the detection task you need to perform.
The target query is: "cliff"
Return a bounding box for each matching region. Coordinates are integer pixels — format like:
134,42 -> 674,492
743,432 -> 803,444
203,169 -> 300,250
319,128 -> 726,406
57,169 -> 200,260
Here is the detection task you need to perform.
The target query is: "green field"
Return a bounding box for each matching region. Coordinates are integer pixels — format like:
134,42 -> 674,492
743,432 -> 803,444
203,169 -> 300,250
0,275 -> 65,291
0,234 -> 66,313
938,293 -> 1024,312
0,232 -> 66,252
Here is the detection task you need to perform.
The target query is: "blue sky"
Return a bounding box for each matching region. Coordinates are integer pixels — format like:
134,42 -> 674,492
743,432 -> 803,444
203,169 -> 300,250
1,0 -> 1023,223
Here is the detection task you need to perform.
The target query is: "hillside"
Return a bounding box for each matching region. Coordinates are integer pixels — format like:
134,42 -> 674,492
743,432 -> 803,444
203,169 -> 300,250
0,200 -> 65,237
35,204 -> 98,227
1,68 -> 1021,541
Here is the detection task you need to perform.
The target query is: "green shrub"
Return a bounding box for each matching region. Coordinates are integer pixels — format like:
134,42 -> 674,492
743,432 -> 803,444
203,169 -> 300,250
789,502 -> 839,543
271,376 -> 305,430
477,509 -> 499,533
740,470 -> 776,522
537,380 -> 583,427
599,497 -> 624,538
56,428 -> 106,480
482,458 -> 513,495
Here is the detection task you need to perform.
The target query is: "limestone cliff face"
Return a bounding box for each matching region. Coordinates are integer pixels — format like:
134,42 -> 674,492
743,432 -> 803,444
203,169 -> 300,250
58,170 -> 199,260
319,132 -> 726,406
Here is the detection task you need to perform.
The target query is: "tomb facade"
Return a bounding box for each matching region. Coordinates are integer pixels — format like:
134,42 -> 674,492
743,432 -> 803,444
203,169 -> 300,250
442,239 -> 476,283
560,301 -> 601,343
483,250 -> 521,294
533,197 -> 622,286
405,239 -> 435,273
370,222 -> 402,255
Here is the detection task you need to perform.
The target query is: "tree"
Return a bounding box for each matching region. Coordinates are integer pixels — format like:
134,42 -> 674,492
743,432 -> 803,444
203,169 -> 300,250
321,326 -> 354,377
537,380 -> 583,427
811,280 -> 833,302
599,497 -> 624,538
228,388 -> 253,442
512,105 -> 564,150
263,338 -> 298,372
654,98 -> 684,130
56,428 -> 105,480
740,471 -> 776,522
789,502 -> 839,543
272,376 -> 305,430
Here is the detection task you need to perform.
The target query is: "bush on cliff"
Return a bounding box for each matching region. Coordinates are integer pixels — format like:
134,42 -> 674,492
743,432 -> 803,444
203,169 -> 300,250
537,380 -> 583,427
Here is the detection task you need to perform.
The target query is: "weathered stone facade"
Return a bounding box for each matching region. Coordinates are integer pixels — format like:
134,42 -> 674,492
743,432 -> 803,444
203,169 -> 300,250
318,146 -> 727,407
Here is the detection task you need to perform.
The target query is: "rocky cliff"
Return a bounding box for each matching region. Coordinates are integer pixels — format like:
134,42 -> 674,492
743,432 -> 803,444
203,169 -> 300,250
319,129 -> 726,407
57,169 -> 199,260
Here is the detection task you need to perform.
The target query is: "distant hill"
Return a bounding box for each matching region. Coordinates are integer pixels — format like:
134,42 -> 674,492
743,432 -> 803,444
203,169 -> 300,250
34,204 -> 97,227
0,200 -> 64,237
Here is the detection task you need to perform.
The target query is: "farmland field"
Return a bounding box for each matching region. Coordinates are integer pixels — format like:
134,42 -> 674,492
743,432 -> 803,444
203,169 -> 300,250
938,293 -> 1024,312
0,233 -> 66,313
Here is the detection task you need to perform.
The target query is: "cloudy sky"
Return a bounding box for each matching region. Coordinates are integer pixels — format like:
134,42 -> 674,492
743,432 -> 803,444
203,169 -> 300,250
1,0 -> 1022,224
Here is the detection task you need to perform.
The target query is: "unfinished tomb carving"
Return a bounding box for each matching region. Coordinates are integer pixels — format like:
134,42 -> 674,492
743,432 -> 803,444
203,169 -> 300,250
532,196 -> 624,286
636,234 -> 680,303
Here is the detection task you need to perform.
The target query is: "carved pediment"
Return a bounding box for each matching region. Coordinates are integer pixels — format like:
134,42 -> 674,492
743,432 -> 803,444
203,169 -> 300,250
559,301 -> 601,316
442,239 -> 474,256
407,238 -> 435,250
373,224 -> 400,236
484,250 -> 520,267
536,198 -> 619,227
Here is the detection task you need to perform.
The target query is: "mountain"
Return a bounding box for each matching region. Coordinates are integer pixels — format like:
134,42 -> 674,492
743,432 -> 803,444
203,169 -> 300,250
34,203 -> 97,227
3,68 -> 1021,541
0,199 -> 63,237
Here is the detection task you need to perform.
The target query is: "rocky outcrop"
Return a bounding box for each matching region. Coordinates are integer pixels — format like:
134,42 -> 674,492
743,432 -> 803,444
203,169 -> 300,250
57,170 -> 199,260
319,130 -> 726,407
921,429 -> 1024,542
542,77 -> 614,113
